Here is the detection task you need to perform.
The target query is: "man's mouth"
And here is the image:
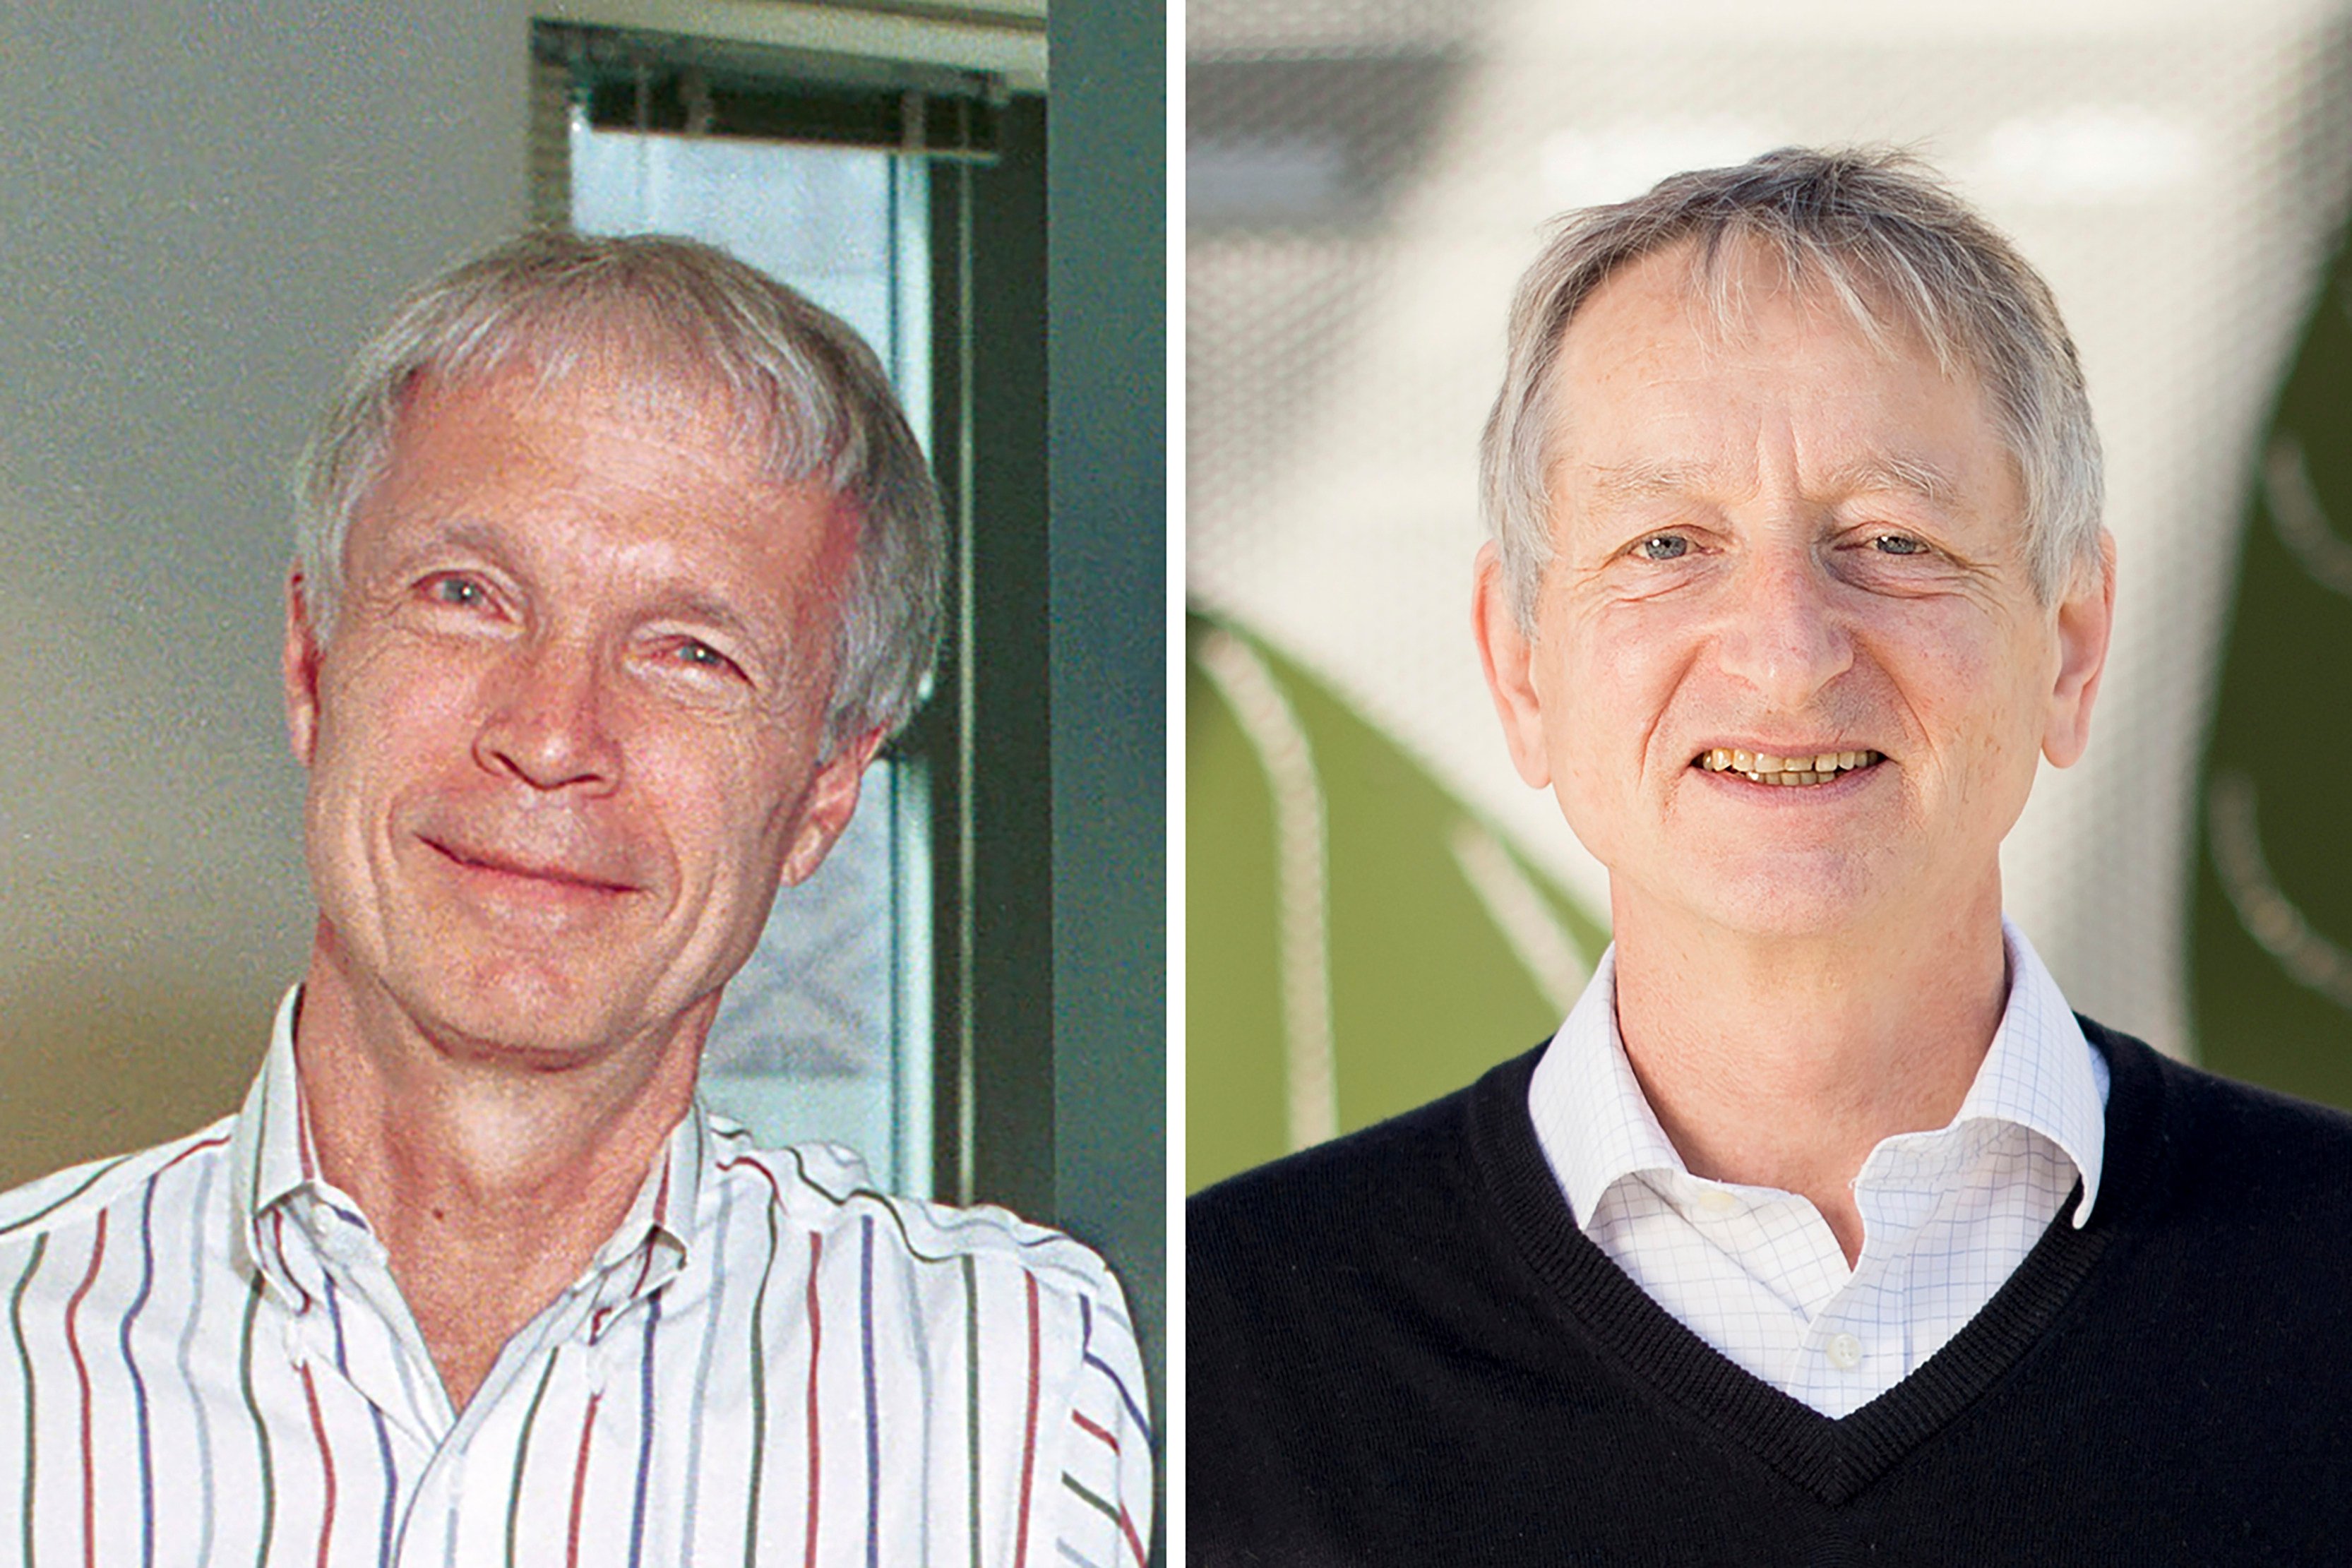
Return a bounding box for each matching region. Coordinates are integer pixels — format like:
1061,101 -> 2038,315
1696,748 -> 1884,786
426,838 -> 636,894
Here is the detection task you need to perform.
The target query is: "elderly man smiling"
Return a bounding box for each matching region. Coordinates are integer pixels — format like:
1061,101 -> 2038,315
1191,148 -> 2352,1562
0,234 -> 1147,1565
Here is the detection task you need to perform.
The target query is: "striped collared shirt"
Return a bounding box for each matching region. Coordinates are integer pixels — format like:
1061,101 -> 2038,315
0,991 -> 1150,1565
1529,919 -> 2108,1418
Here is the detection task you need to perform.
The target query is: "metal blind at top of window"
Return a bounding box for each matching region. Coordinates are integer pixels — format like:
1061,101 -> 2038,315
532,20 -> 1004,163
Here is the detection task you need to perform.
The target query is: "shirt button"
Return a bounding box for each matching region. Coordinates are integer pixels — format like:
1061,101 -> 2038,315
1826,1333 -> 1863,1370
1693,1187 -> 1740,1215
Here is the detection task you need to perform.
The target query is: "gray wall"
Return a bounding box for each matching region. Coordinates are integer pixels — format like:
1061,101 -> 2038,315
0,1 -> 532,1185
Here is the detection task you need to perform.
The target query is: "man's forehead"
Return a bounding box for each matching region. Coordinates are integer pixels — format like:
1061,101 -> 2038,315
1551,246 -> 1996,450
355,363 -> 859,580
367,358 -> 842,531
1563,236 -> 1962,382
395,347 -> 758,453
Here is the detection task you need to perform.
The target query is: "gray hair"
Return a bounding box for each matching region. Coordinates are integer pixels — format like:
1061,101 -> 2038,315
1479,146 -> 2103,629
294,229 -> 944,749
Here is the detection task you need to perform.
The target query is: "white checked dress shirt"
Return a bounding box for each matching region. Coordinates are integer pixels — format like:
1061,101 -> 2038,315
1529,921 -> 2108,1418
0,991 -> 1150,1566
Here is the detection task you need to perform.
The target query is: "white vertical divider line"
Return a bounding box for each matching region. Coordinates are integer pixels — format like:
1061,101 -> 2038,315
953,157 -> 979,1206
1447,819 -> 1591,1017
1193,630 -> 1339,1150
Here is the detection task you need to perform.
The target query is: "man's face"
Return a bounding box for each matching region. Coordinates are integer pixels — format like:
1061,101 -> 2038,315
1476,241 -> 2112,942
285,363 -> 879,1063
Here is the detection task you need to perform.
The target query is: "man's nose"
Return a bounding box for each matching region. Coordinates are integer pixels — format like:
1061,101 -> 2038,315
1709,544 -> 1853,708
473,636 -> 623,793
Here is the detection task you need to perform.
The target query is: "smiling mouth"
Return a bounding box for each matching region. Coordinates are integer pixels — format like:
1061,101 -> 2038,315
1697,748 -> 1884,786
428,839 -> 635,895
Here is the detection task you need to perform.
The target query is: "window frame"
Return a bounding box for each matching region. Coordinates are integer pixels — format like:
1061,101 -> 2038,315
531,21 -> 1054,1213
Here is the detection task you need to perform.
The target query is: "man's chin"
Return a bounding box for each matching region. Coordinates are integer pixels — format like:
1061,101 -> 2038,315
1651,859 -> 1897,943
393,964 -> 656,1070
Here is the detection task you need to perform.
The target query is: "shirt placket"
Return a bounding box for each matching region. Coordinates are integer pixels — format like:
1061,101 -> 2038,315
1732,1191 -> 1851,1396
268,1192 -> 681,1564
1798,1140 -> 1959,1415
264,1191 -> 449,1442
426,1231 -> 684,1565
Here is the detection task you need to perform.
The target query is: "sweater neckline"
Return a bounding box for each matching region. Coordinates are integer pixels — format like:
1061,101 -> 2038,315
1467,1016 -> 2169,1507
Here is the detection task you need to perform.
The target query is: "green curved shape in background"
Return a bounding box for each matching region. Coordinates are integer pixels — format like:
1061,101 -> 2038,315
2195,227 -> 2352,1101
1186,611 -> 1608,1191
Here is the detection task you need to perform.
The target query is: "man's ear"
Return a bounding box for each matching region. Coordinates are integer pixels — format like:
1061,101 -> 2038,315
283,569 -> 323,768
1472,541 -> 1555,789
2041,529 -> 2117,770
777,724 -> 890,887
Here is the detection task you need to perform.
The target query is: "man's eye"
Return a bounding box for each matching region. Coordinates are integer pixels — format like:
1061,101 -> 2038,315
428,575 -> 487,607
1637,535 -> 1689,561
671,640 -> 737,675
1872,534 -> 1928,556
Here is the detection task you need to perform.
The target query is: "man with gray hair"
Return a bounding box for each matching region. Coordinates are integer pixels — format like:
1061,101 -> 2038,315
1192,148 -> 2352,1560
0,233 -> 1148,1564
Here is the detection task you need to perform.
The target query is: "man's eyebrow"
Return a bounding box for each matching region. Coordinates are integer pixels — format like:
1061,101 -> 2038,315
652,589 -> 769,646
1572,454 -> 1962,506
1575,460 -> 1718,507
1821,453 -> 1959,504
388,516 -> 518,568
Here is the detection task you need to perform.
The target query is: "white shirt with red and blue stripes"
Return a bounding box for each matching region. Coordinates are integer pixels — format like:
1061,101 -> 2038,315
0,989 -> 1151,1566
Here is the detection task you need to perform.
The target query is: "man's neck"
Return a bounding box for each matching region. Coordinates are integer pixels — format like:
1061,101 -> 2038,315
1607,880 -> 2010,1266
290,938 -> 705,1411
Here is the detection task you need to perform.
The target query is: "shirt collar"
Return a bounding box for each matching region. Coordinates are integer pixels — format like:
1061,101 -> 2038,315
1528,947 -> 1684,1229
1529,918 -> 2108,1231
594,1097 -> 705,1275
229,984 -> 708,1295
1953,920 -> 2108,1225
225,986 -> 314,1279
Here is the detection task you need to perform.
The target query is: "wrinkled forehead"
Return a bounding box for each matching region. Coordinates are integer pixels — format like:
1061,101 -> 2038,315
1540,236 -> 2029,533
1606,232 -> 1963,376
390,304 -> 801,481
1546,234 -> 2002,460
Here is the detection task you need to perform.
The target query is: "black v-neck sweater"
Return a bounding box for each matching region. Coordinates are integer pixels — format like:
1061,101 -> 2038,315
1190,1020 -> 2352,1564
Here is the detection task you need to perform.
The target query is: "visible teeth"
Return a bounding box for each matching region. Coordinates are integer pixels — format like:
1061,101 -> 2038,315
1702,748 -> 1882,781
